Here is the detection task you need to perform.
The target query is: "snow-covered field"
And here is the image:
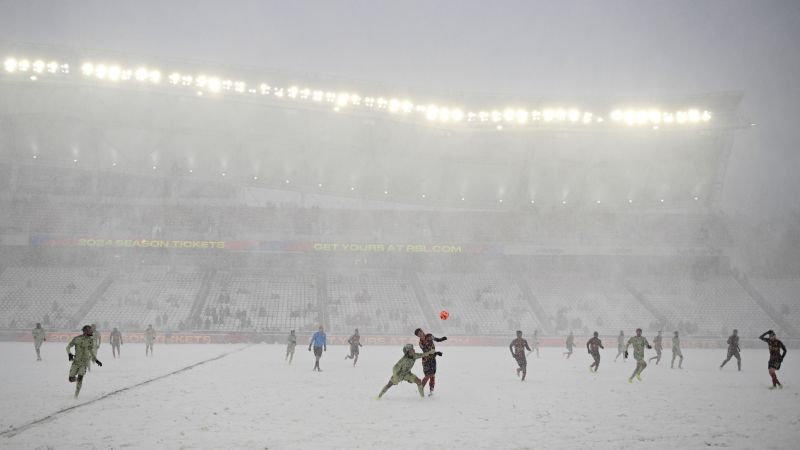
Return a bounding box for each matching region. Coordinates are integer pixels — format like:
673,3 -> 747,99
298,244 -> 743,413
0,342 -> 797,449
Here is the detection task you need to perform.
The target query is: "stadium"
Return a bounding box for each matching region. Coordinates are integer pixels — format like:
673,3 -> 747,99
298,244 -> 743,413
1,2 -> 799,449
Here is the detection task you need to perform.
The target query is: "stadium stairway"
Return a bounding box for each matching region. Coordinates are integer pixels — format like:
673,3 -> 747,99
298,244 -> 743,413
188,269 -> 216,319
506,263 -> 553,334
734,273 -> 798,337
315,268 -> 329,330
407,271 -> 438,332
74,273 -> 116,327
621,280 -> 668,327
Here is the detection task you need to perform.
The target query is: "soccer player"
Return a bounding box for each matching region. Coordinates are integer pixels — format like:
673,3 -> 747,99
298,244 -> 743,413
110,327 -> 123,358
720,329 -> 741,371
145,324 -> 156,356
415,328 -> 447,396
615,330 -> 626,362
759,330 -> 787,389
671,331 -> 683,369
648,331 -> 663,365
32,323 -> 46,361
563,331 -> 575,359
586,331 -> 604,372
624,328 -> 652,382
527,329 -> 540,358
510,330 -> 532,381
286,330 -> 297,364
308,326 -> 327,371
377,344 -> 437,399
66,325 -> 102,398
344,328 -> 363,366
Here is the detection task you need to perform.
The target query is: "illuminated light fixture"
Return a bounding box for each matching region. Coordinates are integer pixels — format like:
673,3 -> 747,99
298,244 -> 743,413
461,197 -> 466,201
516,109 -> 528,124
221,172 -> 226,177
636,110 -> 648,124
648,110 -> 661,123
208,78 -> 221,93
466,112 -> 478,122
259,83 -> 271,95
108,65 -> 121,81
73,159 -> 78,163
195,75 -> 207,88
253,176 -> 259,180
688,109 -> 700,122
496,125 -> 503,131
135,67 -> 149,81
701,110 -> 712,122
555,109 -> 567,121
610,110 -> 623,121
333,106 -> 340,112
388,98 -> 400,113
60,63 -> 70,74
568,109 -> 580,122
596,200 -> 601,204
32,60 -> 45,73
652,125 -> 659,130
543,109 -> 555,122
479,111 -> 490,122
582,112 -> 593,124
530,200 -> 535,204
659,199 -> 665,203
152,165 -> 157,170
300,88 -> 311,99
188,169 -> 193,174
491,110 -> 502,122
499,199 -> 504,203
350,186 -> 356,191
351,94 -> 362,106
233,81 -> 246,93
95,64 -> 107,79
112,162 -> 117,167
327,92 -> 339,103
693,196 -> 699,201
285,179 -> 290,184
624,110 -> 636,125
676,111 -> 687,124
596,117 -> 604,123
439,107 -> 451,122
181,75 -> 193,86
628,199 -> 633,204
4,58 -> 17,72
29,75 -> 37,81
384,190 -> 389,195
287,86 -> 299,98
531,110 -> 541,121
120,69 -> 132,81
663,113 -> 674,124
426,105 -> 439,121
46,61 -> 59,73
196,91 -> 203,96
168,72 -> 181,84
318,183 -> 323,188
503,109 -> 515,122
401,100 -> 413,113
452,109 -> 464,122
421,194 -> 427,199
336,93 -> 350,107
561,200 -> 567,205
149,70 -> 161,83
221,79 -> 233,91
18,59 -> 30,72
312,90 -> 324,102
32,154 -> 38,159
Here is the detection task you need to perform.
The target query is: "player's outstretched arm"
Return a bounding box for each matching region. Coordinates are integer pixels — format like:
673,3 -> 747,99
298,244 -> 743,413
434,336 -> 447,342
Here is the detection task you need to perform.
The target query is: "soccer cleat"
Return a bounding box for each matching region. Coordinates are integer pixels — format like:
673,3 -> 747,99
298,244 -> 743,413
636,374 -> 642,381
769,386 -> 777,390
628,378 -> 633,383
418,384 -> 425,397
516,368 -> 521,377
428,391 -> 434,397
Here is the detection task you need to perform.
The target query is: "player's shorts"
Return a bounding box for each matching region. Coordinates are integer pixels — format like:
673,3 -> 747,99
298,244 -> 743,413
654,348 -> 662,354
390,372 -> 420,385
727,349 -> 740,359
514,354 -> 527,369
768,355 -> 782,370
111,342 -> 120,349
286,344 -> 295,352
313,346 -> 323,357
422,358 -> 437,375
34,340 -> 44,348
591,351 -> 600,363
69,361 -> 88,378
672,349 -> 682,356
350,344 -> 360,355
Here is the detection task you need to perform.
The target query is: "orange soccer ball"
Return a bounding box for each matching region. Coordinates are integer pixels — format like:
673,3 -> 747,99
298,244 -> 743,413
439,310 -> 449,320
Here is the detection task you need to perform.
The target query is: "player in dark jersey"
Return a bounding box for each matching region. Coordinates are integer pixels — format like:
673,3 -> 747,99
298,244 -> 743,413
510,330 -> 532,381
720,329 -> 741,371
414,328 -> 447,396
586,331 -> 604,372
759,330 -> 787,389
344,328 -> 363,366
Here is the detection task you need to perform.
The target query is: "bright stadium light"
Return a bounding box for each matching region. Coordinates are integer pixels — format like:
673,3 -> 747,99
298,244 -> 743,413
516,109 -> 528,124
479,111 -> 490,122
543,109 -> 555,122
312,90 -> 324,102
624,110 -> 636,125
663,113 -> 675,123
491,110 -> 502,122
503,109 -> 515,122
426,105 -> 439,121
4,58 -> 17,72
388,98 -> 400,113
81,63 -> 93,76
568,109 -> 580,122
32,60 -> 45,73
18,59 -> 30,72
531,110 -> 541,121
648,109 -> 661,124
260,83 -> 270,95
46,61 -> 58,73
688,109 -> 700,122
555,109 -> 567,121
702,110 -> 712,121
287,86 -> 299,99
208,78 -> 221,93
108,65 -> 121,81
676,111 -> 688,123
452,108 -> 464,122
610,110 -> 623,121
337,93 -> 350,107
636,110 -> 648,124
582,112 -> 593,124
439,107 -> 451,122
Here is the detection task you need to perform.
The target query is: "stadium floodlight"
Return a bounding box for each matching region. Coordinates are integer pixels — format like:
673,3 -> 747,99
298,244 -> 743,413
561,200 -> 567,205
208,78 -> 221,93
234,81 -> 246,93
693,196 -> 699,201
568,109 -> 580,122
636,110 -> 648,124
439,107 -> 451,122
496,124 -> 503,131
112,162 -> 117,167
479,111 -> 490,122
95,64 -> 107,79
452,109 -> 464,122
388,98 -> 400,113
32,154 -> 37,159
260,83 -> 270,95
135,67 -> 149,81
688,109 -> 700,122
426,105 -> 439,121
530,199 -> 535,204
401,100 -> 412,113
195,75 -> 207,88
555,109 -> 567,121
46,61 -> 58,73
148,70 -> 160,83
491,110 -> 502,122
221,172 -> 226,177
287,86 -> 299,99
503,109 -> 515,122
350,186 -> 356,191
624,110 -> 636,125
32,60 -> 45,73
328,92 -> 339,104
702,110 -> 712,121
313,91 -> 325,102
543,109 -> 555,122
4,58 -> 17,72
663,113 -> 674,123
582,112 -> 593,124
121,69 -> 132,81
17,59 -> 30,72
596,117 -> 604,123
421,194 -> 426,199
628,199 -> 633,204
221,79 -> 233,91
181,75 -> 193,86
648,110 -> 661,124
384,190 -> 389,195
610,110 -> 623,121
515,109 -> 528,124
318,183 -> 323,188
337,93 -> 351,107
676,111 -> 687,123
80,62 -> 93,76
285,179 -> 290,184
108,65 -> 121,81
253,176 -> 258,180
168,72 -> 180,84
531,110 -> 541,121
300,88 -> 311,100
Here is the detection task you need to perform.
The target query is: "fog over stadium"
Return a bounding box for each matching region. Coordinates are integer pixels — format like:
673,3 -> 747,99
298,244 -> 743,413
0,1 -> 799,449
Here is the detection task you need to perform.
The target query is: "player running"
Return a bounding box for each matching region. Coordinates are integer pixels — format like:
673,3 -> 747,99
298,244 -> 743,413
415,328 -> 447,396
286,330 -> 297,364
377,344 -> 438,399
563,331 -> 575,359
308,326 -> 327,372
671,331 -> 683,369
110,327 -> 123,358
759,330 -> 787,389
66,325 -> 102,398
344,329 -> 363,366
510,330 -> 532,381
720,329 -> 741,371
624,328 -> 652,382
648,331 -> 663,365
527,329 -> 540,358
145,324 -> 156,356
615,330 -> 626,362
32,323 -> 46,361
586,331 -> 604,372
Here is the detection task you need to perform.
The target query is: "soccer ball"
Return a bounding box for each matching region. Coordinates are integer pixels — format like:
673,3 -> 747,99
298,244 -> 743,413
439,310 -> 449,320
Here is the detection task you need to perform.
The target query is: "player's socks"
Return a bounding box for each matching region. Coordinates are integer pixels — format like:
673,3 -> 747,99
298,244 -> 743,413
636,374 -> 642,381
417,384 -> 425,398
